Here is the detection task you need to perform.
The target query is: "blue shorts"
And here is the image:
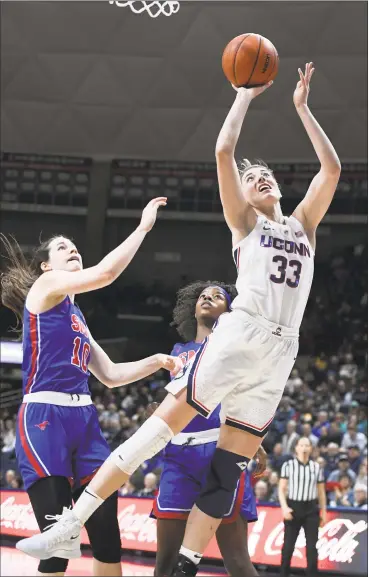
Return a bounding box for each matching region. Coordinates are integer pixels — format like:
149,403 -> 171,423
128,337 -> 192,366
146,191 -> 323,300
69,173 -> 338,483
152,441 -> 257,523
16,402 -> 110,491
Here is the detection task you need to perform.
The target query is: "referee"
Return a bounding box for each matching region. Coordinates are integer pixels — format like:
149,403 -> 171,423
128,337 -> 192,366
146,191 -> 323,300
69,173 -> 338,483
278,436 -> 326,577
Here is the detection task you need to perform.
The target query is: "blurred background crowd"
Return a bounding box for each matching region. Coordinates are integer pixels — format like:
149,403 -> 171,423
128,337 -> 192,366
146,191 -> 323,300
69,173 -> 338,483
1,242 -> 367,510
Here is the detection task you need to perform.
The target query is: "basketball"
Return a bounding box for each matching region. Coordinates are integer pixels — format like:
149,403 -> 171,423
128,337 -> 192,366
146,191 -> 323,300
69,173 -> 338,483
222,33 -> 279,88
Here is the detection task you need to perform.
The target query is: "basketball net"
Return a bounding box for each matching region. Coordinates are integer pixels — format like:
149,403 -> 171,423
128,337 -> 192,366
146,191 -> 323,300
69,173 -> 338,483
109,1 -> 180,18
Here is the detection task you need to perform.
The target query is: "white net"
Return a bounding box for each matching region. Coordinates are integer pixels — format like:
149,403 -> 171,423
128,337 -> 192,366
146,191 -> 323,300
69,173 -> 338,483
109,1 -> 180,18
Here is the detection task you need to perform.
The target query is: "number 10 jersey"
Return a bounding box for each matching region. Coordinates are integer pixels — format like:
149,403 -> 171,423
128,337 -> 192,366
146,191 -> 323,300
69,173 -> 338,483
231,215 -> 314,331
22,295 -> 91,396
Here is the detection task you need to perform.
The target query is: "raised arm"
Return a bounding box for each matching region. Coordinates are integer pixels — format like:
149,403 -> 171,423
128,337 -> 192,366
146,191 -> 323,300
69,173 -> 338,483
88,336 -> 182,388
292,63 -> 341,235
36,197 -> 166,297
215,83 -> 273,244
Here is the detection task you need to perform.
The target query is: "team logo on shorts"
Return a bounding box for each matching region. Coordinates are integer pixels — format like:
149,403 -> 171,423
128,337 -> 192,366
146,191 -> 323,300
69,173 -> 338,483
236,461 -> 248,471
35,420 -> 50,431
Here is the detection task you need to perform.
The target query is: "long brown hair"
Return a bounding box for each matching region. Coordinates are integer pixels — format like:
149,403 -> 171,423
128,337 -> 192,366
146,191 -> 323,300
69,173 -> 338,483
0,234 -> 64,334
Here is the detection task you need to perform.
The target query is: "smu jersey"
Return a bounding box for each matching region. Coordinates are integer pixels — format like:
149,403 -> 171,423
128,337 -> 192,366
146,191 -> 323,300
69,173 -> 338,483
22,296 -> 90,396
231,215 -> 314,330
170,341 -> 220,433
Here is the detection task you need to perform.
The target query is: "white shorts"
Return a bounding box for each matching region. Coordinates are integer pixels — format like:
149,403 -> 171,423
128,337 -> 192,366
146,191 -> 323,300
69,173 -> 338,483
166,309 -> 298,437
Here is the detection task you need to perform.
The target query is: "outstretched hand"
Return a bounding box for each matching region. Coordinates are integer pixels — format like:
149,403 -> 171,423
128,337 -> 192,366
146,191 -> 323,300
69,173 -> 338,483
232,80 -> 273,101
293,62 -> 315,109
139,197 -> 167,233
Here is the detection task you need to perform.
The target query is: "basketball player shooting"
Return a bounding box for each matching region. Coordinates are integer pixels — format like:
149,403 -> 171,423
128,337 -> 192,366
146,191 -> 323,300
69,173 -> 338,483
17,63 -> 341,577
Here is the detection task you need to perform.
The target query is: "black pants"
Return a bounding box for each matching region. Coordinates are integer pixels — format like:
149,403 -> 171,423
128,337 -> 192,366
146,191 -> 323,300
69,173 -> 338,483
280,499 -> 319,577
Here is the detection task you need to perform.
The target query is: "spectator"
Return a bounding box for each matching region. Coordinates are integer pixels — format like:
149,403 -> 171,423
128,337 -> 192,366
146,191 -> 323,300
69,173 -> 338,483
9,477 -> 21,489
347,445 -> 363,475
119,480 -> 136,497
285,369 -> 303,397
330,474 -> 354,507
325,421 -> 343,445
312,411 -> 330,438
269,443 -> 286,474
281,420 -> 300,455
268,471 -> 279,503
317,456 -> 326,475
4,469 -> 16,488
274,397 -> 296,435
254,480 -> 269,504
328,454 -> 357,484
339,353 -> 358,380
354,484 -> 368,510
341,423 -> 367,452
357,409 -> 368,435
300,423 -> 318,447
134,472 -> 158,498
356,460 -> 368,486
335,412 -> 348,434
317,426 -> 330,449
324,443 -> 340,477
1,419 -> 16,453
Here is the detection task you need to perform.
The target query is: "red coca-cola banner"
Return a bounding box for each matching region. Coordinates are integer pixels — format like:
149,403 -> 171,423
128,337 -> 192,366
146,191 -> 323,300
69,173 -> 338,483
1,491 -> 367,575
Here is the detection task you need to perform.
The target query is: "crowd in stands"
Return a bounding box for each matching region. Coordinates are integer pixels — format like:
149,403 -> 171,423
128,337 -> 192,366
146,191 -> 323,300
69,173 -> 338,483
1,244 -> 367,510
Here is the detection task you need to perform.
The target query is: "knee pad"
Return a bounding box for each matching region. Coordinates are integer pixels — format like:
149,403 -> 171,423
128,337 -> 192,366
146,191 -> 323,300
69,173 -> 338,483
85,491 -> 122,564
28,476 -> 72,574
38,558 -> 69,574
196,448 -> 249,519
110,415 -> 174,476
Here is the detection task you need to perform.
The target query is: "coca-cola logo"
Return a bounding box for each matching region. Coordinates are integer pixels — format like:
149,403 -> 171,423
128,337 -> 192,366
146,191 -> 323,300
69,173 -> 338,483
118,504 -> 157,543
261,515 -> 367,564
317,518 -> 367,564
1,496 -> 38,531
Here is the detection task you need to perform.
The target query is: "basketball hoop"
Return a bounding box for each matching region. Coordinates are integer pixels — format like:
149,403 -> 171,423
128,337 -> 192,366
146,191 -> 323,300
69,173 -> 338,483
109,1 -> 180,18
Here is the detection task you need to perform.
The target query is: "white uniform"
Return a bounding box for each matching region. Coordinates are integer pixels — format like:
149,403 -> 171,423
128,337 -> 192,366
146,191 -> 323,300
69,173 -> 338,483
166,215 -> 314,436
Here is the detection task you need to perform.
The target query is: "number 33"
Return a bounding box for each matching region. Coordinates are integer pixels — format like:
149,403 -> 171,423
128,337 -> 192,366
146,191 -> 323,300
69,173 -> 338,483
270,256 -> 302,288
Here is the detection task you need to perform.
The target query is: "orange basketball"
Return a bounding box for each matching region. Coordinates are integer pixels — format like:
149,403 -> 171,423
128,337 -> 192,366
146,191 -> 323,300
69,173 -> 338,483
222,33 -> 279,88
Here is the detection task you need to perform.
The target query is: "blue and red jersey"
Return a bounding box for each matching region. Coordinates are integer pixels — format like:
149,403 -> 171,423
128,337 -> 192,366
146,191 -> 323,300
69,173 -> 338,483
22,296 -> 91,396
170,341 -> 221,433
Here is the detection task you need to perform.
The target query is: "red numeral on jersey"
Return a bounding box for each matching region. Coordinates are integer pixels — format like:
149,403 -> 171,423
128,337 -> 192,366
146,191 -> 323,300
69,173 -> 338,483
71,337 -> 90,373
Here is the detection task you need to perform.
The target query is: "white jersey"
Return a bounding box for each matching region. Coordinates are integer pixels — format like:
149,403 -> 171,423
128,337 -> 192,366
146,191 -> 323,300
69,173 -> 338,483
231,215 -> 314,330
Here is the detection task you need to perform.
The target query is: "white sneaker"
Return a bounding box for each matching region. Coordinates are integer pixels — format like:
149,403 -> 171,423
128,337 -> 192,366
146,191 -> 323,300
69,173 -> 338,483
16,507 -> 83,560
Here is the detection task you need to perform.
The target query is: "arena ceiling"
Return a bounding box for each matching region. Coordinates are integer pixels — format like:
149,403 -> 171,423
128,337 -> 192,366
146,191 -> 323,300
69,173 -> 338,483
1,1 -> 367,162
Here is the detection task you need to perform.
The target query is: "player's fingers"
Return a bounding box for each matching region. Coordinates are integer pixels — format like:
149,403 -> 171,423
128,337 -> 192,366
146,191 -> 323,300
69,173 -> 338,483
151,196 -> 167,204
258,80 -> 273,95
298,69 -> 305,85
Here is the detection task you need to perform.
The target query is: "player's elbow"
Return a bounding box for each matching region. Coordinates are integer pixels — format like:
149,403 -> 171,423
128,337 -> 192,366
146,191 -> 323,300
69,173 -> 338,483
215,145 -> 234,158
323,158 -> 341,178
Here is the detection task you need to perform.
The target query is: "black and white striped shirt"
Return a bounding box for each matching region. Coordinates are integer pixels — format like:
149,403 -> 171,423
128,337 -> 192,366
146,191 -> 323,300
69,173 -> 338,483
281,458 -> 324,501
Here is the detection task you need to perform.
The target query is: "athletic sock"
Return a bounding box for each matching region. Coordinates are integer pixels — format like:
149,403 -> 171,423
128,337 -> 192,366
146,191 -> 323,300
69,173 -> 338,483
179,546 -> 203,565
73,486 -> 104,524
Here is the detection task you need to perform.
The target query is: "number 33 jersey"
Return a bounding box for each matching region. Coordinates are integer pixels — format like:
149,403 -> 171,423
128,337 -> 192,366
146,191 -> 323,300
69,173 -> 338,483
22,295 -> 91,395
231,215 -> 314,330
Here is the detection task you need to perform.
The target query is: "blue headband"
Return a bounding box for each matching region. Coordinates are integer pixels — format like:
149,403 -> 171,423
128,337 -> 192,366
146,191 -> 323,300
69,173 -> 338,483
210,286 -> 232,309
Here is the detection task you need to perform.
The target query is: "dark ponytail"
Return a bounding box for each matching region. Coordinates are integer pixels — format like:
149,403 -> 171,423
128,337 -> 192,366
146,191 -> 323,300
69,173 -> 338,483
0,234 -> 59,334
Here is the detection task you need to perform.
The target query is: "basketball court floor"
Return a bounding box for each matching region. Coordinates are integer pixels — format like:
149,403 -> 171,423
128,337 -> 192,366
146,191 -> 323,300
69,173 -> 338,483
1,545 -> 287,576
